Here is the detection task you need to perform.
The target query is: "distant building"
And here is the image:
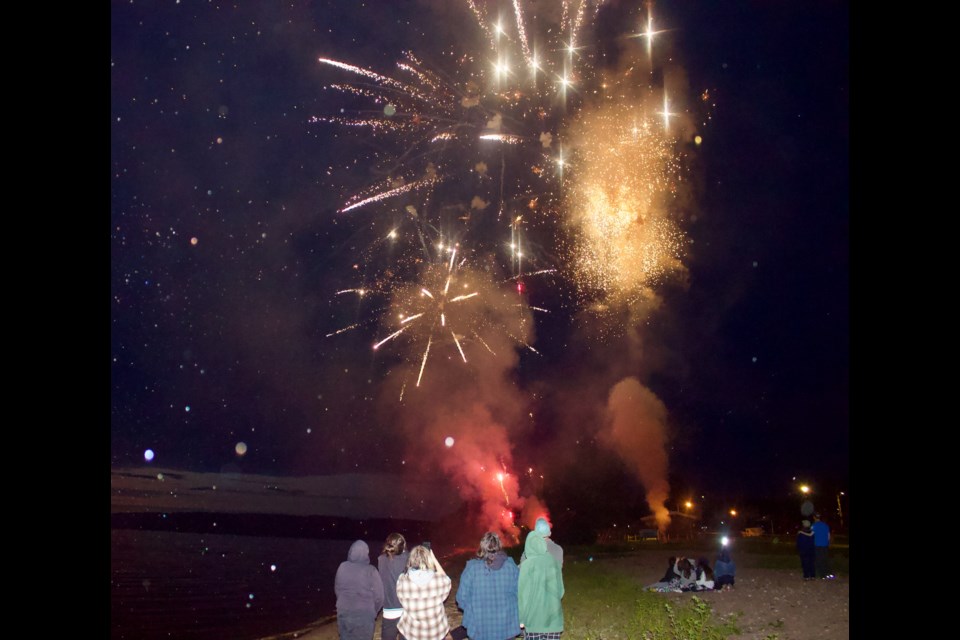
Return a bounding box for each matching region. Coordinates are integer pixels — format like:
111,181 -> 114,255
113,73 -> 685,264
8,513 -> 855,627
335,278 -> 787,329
639,511 -> 699,542
595,511 -> 700,543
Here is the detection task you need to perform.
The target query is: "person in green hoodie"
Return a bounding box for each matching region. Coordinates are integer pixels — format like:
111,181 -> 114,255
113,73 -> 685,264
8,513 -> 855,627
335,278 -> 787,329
517,530 -> 564,640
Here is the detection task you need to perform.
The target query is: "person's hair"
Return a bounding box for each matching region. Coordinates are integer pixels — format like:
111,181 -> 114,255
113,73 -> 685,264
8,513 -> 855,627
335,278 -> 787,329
382,533 -> 406,556
406,545 -> 432,571
697,557 -> 715,581
717,547 -> 731,563
678,557 -> 693,578
476,532 -> 502,565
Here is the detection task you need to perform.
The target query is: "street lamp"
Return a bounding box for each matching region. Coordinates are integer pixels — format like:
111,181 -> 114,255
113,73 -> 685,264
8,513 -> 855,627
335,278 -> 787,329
836,491 -> 844,529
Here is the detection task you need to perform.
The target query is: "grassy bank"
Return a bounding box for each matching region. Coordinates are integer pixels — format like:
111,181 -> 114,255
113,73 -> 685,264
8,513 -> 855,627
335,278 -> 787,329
564,536 -> 849,576
561,559 -> 740,640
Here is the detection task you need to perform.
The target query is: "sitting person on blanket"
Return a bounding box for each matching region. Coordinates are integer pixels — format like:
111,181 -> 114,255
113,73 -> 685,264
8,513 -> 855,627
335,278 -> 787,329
681,557 -> 715,591
647,556 -> 694,592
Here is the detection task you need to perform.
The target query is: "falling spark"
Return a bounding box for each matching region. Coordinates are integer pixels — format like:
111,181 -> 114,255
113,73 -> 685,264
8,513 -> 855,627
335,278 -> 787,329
416,336 -> 432,387
340,176 -> 439,213
496,471 -> 510,506
452,332 -> 467,362
326,323 -> 361,338
374,327 -> 407,350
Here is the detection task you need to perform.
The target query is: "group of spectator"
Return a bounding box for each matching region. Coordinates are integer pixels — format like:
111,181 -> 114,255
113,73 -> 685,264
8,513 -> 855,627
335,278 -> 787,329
334,517 -> 565,640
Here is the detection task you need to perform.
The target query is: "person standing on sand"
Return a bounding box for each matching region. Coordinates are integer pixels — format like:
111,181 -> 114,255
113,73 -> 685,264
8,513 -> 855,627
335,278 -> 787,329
456,532 -> 521,640
396,545 -> 452,640
811,513 -> 834,579
796,520 -> 816,581
378,533 -> 409,640
518,530 -> 564,640
336,539 -> 385,640
521,517 -> 563,569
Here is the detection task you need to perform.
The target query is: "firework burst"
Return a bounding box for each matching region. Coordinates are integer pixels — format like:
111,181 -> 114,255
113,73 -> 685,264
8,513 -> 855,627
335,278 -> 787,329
318,0 -> 695,379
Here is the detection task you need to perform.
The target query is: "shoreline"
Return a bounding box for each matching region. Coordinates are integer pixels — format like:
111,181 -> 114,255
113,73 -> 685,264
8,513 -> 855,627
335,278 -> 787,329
254,546 -> 848,640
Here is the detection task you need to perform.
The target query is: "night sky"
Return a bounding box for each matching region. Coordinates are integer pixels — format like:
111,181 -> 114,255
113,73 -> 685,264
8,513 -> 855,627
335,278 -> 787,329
110,0 -> 848,528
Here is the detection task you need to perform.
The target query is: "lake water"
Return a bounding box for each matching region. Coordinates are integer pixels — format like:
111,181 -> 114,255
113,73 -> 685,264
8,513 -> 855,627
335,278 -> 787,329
111,529 -> 351,640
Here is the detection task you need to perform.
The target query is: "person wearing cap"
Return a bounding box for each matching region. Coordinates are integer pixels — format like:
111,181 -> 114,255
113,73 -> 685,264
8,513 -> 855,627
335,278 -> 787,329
796,520 -> 816,581
520,517 -> 563,569
811,513 -> 834,579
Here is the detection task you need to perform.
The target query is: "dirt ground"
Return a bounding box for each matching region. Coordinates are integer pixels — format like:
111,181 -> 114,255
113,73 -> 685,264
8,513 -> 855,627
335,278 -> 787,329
264,547 -> 848,640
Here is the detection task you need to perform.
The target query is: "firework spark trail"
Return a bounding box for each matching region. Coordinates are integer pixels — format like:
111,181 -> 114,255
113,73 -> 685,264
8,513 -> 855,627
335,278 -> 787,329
318,57 -> 414,93
479,133 -> 526,143
511,0 -> 534,67
325,323 -> 362,338
497,471 -> 510,506
416,335 -> 432,387
340,176 -> 440,213
373,327 -> 408,350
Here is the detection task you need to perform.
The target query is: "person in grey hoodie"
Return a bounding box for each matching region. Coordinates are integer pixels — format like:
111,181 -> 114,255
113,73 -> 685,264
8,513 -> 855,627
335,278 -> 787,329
335,539 -> 385,640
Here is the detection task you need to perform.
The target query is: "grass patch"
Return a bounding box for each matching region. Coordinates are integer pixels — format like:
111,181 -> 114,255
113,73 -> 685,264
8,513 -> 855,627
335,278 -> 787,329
560,537 -> 849,577
561,560 -> 740,640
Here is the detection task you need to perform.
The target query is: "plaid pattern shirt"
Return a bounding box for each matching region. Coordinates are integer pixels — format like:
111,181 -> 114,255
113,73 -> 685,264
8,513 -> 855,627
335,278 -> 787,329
456,557 -> 521,640
397,570 -> 452,640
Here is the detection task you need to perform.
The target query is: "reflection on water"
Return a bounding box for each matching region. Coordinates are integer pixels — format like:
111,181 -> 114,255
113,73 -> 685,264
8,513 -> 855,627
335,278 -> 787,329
111,529 -> 348,640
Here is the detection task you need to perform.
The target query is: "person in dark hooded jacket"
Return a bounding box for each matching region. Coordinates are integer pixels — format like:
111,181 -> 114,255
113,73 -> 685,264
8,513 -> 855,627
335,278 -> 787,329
335,539 -> 385,640
456,532 -> 521,640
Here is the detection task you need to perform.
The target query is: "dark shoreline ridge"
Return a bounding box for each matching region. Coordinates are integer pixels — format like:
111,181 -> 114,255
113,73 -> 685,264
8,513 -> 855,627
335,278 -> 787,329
111,511 -> 435,541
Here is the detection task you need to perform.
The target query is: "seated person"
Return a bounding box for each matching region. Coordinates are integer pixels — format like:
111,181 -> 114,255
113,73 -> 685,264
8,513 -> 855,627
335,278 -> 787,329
714,547 -> 735,591
682,557 -> 715,591
646,556 -> 688,592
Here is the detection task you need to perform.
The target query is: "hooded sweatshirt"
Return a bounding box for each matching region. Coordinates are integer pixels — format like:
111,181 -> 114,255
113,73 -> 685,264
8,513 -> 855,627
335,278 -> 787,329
518,532 -> 564,633
714,550 -> 735,579
396,566 -> 451,640
456,551 -> 521,640
335,540 -> 385,616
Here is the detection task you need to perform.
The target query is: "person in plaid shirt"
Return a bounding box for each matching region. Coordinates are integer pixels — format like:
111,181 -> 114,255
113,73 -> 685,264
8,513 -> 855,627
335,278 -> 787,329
396,545 -> 452,640
456,532 -> 521,640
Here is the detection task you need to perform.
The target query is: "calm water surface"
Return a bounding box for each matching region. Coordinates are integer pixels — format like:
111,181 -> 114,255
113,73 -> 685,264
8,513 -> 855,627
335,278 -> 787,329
111,529 -> 350,640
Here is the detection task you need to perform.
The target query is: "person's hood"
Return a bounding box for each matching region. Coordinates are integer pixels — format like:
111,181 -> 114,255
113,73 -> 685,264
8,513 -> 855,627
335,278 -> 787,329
486,550 -> 508,570
407,567 -> 436,585
347,540 -> 370,564
523,530 -> 547,558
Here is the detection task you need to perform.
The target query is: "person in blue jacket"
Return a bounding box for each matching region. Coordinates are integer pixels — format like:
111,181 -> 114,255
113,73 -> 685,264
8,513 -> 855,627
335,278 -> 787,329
456,532 -> 521,640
